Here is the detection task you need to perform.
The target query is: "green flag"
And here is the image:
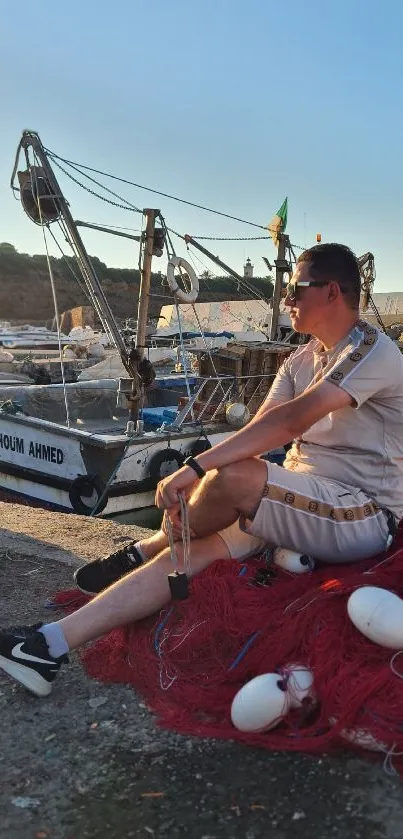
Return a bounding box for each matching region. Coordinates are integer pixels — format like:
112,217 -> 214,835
268,197 -> 288,247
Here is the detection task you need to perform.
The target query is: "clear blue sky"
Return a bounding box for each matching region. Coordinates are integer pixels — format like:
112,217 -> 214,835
1,0 -> 402,291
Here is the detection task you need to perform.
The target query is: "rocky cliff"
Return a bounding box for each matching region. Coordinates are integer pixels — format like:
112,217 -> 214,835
0,244 -> 273,325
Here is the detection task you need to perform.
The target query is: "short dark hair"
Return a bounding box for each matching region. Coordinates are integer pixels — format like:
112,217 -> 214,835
297,243 -> 361,308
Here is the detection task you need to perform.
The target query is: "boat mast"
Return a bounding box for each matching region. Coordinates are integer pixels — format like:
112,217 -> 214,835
270,233 -> 291,340
75,220 -> 142,243
135,209 -> 158,357
13,131 -> 131,365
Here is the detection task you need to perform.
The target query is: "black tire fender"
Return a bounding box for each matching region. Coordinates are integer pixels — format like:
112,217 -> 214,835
68,474 -> 108,515
189,438 -> 212,457
148,448 -> 185,484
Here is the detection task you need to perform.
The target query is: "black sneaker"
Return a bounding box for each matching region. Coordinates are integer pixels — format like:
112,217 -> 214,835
0,623 -> 68,697
74,542 -> 144,596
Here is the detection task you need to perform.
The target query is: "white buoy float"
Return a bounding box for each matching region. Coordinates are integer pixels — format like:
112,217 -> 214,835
230,672 -> 290,732
273,547 -> 316,574
347,586 -> 403,649
166,256 -> 199,303
225,402 -> 251,428
280,663 -> 316,709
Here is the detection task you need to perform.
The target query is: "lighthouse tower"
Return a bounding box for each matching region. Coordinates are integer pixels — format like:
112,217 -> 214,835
244,257 -> 253,279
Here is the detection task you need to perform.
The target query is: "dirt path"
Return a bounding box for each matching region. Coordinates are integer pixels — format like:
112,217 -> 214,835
1,504 -> 403,838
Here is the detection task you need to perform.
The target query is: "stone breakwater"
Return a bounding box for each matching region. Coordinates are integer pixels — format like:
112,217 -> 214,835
0,501 -> 153,566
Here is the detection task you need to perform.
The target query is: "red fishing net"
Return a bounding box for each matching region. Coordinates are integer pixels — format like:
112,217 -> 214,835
52,529 -> 403,766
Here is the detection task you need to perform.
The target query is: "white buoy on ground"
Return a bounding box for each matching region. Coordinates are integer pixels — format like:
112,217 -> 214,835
225,402 -> 251,428
273,547 -> 315,574
231,672 -> 291,732
281,664 -> 317,709
347,586 -> 403,649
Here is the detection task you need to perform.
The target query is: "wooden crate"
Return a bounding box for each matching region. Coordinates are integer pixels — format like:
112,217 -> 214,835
199,345 -> 246,379
198,343 -> 295,415
243,346 -> 291,394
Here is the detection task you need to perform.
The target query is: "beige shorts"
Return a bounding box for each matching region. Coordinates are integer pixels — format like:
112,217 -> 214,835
240,462 -> 390,563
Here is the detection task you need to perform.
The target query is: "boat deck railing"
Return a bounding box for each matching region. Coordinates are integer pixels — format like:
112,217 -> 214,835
168,373 -> 277,430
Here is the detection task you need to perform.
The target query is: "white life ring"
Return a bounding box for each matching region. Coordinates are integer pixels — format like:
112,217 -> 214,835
166,256 -> 199,303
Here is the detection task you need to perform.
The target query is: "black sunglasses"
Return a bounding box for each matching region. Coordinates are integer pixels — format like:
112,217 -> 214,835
284,280 -> 329,302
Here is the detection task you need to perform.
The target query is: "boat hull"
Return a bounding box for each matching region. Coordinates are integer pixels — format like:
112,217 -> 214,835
0,412 -> 230,515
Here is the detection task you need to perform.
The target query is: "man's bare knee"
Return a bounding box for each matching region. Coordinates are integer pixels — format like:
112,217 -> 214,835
183,459 -> 267,539
207,459 -> 268,513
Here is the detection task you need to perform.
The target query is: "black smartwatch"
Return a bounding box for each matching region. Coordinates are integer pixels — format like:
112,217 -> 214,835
183,456 -> 206,479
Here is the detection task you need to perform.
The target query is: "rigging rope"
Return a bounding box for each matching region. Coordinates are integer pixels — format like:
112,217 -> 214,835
46,222 -> 116,348
194,267 -> 271,338
184,239 -> 273,320
178,249 -> 237,396
79,221 -> 142,232
134,212 -> 147,417
163,219 -> 230,397
46,156 -> 304,259
47,151 -> 307,253
56,215 -> 115,347
159,217 -> 196,416
187,235 -> 270,241
31,153 -> 71,428
165,226 -> 275,309
45,148 -> 274,232
50,156 -> 142,214
164,492 -> 192,578
47,225 -> 94,299
89,433 -> 190,518
367,292 -> 387,333
89,433 -> 135,517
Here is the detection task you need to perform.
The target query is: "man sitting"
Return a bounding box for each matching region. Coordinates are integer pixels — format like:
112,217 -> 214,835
1,243 -> 402,698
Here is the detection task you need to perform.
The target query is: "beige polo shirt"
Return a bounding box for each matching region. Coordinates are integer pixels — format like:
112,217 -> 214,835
270,320 -> 403,519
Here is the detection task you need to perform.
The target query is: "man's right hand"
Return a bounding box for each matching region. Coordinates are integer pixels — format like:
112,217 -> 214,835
155,466 -> 199,510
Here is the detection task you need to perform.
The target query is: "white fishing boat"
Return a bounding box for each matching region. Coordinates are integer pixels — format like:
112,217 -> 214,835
0,131 -> 299,516
0,324 -> 72,349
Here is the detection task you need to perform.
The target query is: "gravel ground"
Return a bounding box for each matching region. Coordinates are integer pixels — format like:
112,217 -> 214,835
1,504 -> 403,839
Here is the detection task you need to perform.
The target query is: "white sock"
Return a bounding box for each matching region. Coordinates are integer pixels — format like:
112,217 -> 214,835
134,542 -> 147,563
39,623 -> 70,658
